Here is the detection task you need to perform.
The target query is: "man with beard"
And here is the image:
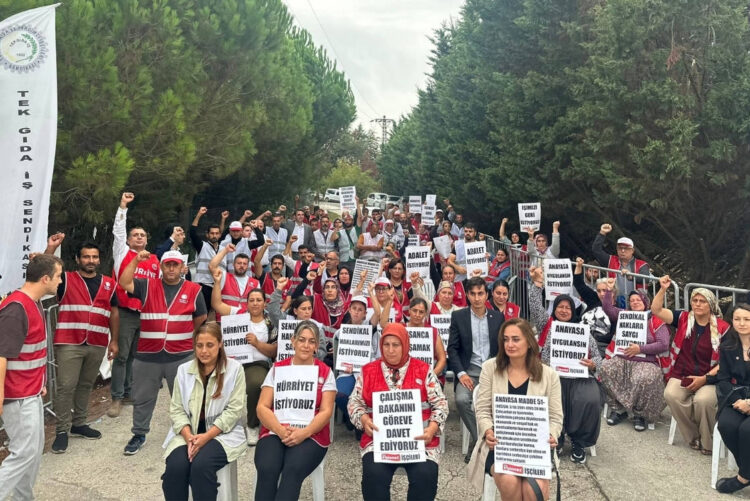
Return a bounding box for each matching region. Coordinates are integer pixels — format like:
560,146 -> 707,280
189,206 -> 227,311
209,243 -> 260,321
332,212 -> 360,264
264,213 -> 288,269
448,223 -> 484,282
312,215 -> 335,262
219,212 -> 267,274
43,234 -> 119,454
253,240 -> 293,307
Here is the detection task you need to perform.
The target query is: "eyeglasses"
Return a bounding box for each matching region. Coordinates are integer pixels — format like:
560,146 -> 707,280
375,286 -> 390,292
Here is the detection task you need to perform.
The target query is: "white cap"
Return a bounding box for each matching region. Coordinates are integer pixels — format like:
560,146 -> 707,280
229,221 -> 242,231
616,237 -> 634,248
161,250 -> 184,264
350,295 -> 368,307
374,277 -> 391,287
385,219 -> 394,225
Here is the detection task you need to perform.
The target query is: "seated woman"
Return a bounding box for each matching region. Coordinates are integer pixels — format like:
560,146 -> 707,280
406,297 -> 447,384
486,279 -> 519,320
212,269 -> 277,446
381,257 -> 412,319
292,269 -> 351,343
468,318 -> 562,500
599,289 -> 669,431
255,321 -> 336,500
529,266 -> 602,464
715,303 -> 750,494
162,323 -> 246,501
652,276 -> 730,454
486,248 -> 511,284
333,296 -> 378,437
433,263 -> 467,308
348,323 -> 448,501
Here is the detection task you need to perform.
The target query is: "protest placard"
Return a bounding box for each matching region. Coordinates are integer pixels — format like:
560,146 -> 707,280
221,314 -> 254,363
614,311 -> 648,357
432,235 -> 452,259
273,365 -> 318,427
409,196 -> 422,214
339,186 -> 357,214
517,203 -> 541,232
430,314 -> 451,353
351,259 -> 381,296
406,327 -> 433,367
464,241 -> 488,277
421,204 -> 436,226
425,194 -> 436,206
407,234 -> 420,247
277,319 -> 299,361
372,389 -> 426,463
494,395 -> 551,479
336,324 -> 373,372
543,259 -> 573,301
549,321 -> 590,378
405,245 -> 431,280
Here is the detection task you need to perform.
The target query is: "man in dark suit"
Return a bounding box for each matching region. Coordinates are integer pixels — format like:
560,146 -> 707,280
284,209 -> 316,260
448,276 -> 505,462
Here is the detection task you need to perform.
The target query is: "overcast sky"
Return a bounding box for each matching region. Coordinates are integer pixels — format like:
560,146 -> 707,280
283,0 -> 465,133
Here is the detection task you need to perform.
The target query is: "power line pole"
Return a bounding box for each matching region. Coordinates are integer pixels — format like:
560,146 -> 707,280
371,115 -> 395,147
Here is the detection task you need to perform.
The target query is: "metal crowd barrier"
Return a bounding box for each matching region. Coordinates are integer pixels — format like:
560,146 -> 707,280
43,301 -> 60,417
683,283 -> 749,314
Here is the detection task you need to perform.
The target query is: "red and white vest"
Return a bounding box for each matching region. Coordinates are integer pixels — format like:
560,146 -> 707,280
114,249 -> 160,311
1,291 -> 47,399
137,279 -> 201,354
259,357 -> 332,447
359,358 -> 440,450
607,255 -> 648,289
55,272 -> 115,347
664,311 -> 729,380
216,274 -> 259,322
485,300 -> 519,320
311,293 -> 351,339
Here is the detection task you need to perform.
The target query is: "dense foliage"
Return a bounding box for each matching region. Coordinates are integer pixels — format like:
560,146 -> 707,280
1,0 -> 356,266
379,0 -> 750,283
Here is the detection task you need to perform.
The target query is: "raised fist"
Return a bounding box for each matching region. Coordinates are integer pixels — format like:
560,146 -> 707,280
279,205 -> 287,212
221,211 -> 229,219
290,235 -> 298,242
198,207 -> 208,216
600,223 -> 612,235
552,221 -> 560,231
121,192 -> 134,207
502,217 -> 509,224
243,210 -> 253,218
212,268 -> 223,283
136,250 -> 151,262
659,275 -> 671,290
47,232 -> 65,248
264,238 -> 273,246
276,276 -> 288,290
306,270 -> 317,281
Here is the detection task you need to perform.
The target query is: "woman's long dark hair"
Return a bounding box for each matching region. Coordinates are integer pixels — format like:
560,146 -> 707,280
194,322 -> 228,399
496,318 -> 543,382
721,303 -> 750,351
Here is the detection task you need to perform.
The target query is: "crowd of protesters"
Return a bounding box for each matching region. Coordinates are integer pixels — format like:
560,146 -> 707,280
1,190 -> 749,500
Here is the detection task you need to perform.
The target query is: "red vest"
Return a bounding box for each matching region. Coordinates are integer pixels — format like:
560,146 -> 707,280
1,291 -> 47,399
359,358 -> 440,450
486,300 -> 519,320
216,274 -> 259,322
665,312 -> 729,380
433,281 -> 467,308
114,250 -> 160,311
137,279 -> 201,354
259,358 -> 332,447
607,255 -> 648,289
486,260 -> 510,283
55,272 -> 115,347
311,293 -> 350,339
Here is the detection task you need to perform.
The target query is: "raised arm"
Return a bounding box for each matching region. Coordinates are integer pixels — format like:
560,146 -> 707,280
592,224 -> 612,266
651,275 -> 674,325
550,221 -> 560,257
113,192 -> 134,264
209,243 -> 233,274
119,250 -> 150,294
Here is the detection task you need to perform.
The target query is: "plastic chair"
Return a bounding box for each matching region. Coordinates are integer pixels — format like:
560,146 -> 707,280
188,461 -> 238,501
711,423 -> 738,489
251,458 -> 325,501
668,416 -> 678,445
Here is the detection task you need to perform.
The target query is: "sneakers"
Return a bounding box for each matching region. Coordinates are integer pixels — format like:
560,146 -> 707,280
633,416 -> 647,432
606,410 -> 627,426
51,432 -> 68,454
70,425 -> 102,440
246,426 -> 259,446
107,399 -> 122,418
124,434 -> 146,455
571,444 -> 587,464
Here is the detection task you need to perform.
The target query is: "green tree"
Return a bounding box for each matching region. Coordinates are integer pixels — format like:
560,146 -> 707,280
321,159 -> 381,203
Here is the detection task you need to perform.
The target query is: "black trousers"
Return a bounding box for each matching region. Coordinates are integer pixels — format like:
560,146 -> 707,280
200,284 -> 214,314
254,435 -> 327,501
162,440 -> 228,501
361,452 -> 438,501
718,407 -> 750,478
560,377 -> 602,447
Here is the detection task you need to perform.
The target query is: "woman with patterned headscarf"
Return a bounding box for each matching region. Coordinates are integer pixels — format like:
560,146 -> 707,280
599,289 -> 670,432
652,276 -> 731,455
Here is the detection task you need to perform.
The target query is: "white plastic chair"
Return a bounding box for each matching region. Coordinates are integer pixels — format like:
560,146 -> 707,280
668,416 -> 678,445
188,461 -> 238,501
251,457 -> 325,501
711,423 -> 738,489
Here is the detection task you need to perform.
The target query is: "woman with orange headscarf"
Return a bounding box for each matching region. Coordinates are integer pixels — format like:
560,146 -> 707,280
347,323 -> 448,501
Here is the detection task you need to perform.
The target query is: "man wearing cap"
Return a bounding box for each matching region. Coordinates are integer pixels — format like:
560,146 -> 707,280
220,214 -> 267,275
592,223 -> 650,300
447,276 -> 504,463
110,192 -> 160,417
118,249 -> 207,455
382,219 -> 404,249
284,209 -> 316,261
